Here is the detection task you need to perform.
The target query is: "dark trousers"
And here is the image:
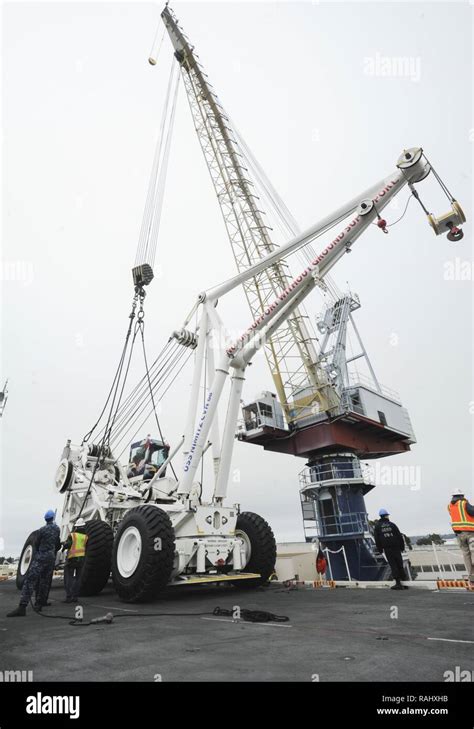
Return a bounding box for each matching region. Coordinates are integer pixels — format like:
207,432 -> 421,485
384,548 -> 405,581
20,553 -> 56,607
64,559 -> 84,600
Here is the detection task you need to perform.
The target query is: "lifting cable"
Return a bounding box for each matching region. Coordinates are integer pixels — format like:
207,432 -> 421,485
401,151 -> 457,219
114,350 -> 192,458
136,301 -> 178,480
107,339 -> 188,443
114,348 -> 193,460
76,290 -> 145,519
422,151 -> 456,203
81,293 -> 140,446
94,339 -> 178,444
135,57 -> 180,272
230,119 -> 342,301
80,51 -> 182,488
370,194 -> 413,229
107,346 -> 187,451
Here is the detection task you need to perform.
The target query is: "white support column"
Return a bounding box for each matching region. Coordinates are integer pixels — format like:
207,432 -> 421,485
206,340 -> 222,481
213,367 -> 246,501
177,351 -> 231,496
182,307 -> 208,468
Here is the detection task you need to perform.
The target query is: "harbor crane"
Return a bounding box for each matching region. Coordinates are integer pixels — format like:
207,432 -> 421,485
159,6 -> 466,579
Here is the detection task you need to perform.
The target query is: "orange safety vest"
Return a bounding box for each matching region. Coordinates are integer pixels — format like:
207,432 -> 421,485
448,499 -> 474,533
68,531 -> 88,559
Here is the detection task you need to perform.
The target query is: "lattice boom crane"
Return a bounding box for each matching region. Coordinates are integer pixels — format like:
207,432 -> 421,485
161,5 -> 339,424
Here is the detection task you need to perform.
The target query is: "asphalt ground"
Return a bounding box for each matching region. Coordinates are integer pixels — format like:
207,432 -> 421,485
0,578 -> 472,682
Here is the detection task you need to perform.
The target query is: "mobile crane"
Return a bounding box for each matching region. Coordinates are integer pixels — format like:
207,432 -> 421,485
15,9 -> 466,601
17,141 -> 464,601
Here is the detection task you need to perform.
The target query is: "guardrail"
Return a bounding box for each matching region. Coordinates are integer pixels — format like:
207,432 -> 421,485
313,511 -> 369,537
300,461 -> 365,486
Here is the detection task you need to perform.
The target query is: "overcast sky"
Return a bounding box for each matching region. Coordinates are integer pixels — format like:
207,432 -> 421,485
1,0 -> 472,555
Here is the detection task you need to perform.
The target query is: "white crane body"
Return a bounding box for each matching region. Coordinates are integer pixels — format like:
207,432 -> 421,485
15,10 -> 465,601
16,145 -> 459,604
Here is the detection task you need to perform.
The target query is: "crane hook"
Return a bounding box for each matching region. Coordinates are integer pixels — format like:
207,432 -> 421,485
447,225 -> 464,242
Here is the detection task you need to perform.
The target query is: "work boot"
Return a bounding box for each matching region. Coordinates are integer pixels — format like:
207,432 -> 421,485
390,581 -> 403,590
34,601 -> 50,608
7,604 -> 27,617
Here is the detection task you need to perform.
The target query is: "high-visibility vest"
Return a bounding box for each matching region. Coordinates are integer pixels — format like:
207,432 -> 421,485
68,531 -> 88,559
448,499 -> 474,532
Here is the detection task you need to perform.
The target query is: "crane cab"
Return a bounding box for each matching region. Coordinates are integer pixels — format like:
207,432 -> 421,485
127,436 -> 169,481
239,391 -> 286,435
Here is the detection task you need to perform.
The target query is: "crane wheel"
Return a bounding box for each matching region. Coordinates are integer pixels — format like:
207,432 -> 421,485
16,531 -> 39,590
111,505 -> 175,603
79,520 -> 114,596
232,511 -> 276,589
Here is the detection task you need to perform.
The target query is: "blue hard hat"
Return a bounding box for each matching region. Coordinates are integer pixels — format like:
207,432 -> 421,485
44,509 -> 55,521
379,508 -> 390,517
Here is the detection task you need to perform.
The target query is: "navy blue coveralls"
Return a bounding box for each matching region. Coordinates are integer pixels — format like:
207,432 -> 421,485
20,522 -> 60,607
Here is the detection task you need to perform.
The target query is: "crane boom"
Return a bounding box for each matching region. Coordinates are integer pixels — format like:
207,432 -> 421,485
161,5 -> 338,422
176,146 -> 450,498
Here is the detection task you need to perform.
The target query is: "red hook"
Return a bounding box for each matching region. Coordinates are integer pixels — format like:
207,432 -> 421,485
447,225 -> 463,242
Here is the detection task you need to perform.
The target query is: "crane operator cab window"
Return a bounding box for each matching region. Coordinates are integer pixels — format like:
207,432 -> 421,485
127,436 -> 169,481
242,398 -> 279,431
243,403 -> 260,431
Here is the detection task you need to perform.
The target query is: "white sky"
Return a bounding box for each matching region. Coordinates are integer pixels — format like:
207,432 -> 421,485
1,0 -> 472,555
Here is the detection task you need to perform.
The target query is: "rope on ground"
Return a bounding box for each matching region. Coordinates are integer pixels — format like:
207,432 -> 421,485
30,604 -> 289,627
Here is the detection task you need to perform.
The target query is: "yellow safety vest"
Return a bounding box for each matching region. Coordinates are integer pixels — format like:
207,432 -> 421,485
448,499 -> 474,533
68,531 -> 88,559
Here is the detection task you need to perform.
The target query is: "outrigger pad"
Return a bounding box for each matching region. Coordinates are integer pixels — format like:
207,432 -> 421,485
172,573 -> 261,586
132,264 -> 154,288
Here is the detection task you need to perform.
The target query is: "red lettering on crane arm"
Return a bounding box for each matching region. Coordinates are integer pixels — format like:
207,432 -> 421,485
226,178 -> 400,357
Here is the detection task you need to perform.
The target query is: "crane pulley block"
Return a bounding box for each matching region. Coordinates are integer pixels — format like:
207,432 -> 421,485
428,201 -> 466,241
132,264 -> 154,290
172,328 -> 198,349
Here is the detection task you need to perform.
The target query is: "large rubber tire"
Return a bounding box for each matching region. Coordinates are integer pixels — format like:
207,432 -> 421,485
16,531 -> 39,590
233,511 -> 276,588
111,505 -> 175,603
79,520 -> 114,596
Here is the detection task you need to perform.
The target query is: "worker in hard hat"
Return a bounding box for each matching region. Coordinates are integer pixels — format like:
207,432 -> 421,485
448,489 -> 474,586
373,508 -> 408,590
7,510 -> 61,617
62,518 -> 88,603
